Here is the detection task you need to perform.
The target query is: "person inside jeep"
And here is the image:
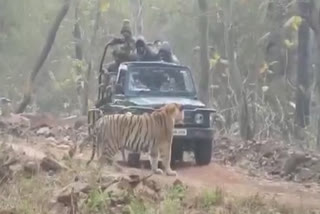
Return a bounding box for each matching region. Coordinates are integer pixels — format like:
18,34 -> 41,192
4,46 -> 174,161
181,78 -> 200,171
127,67 -> 194,96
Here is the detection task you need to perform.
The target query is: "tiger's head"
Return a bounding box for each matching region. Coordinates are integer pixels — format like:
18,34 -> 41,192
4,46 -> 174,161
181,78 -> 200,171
156,103 -> 184,125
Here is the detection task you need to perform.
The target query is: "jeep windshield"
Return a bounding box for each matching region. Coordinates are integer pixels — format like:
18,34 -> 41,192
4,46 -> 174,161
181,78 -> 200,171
125,66 -> 196,97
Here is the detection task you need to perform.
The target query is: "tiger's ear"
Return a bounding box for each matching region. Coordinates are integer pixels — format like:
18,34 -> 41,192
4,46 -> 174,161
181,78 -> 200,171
177,103 -> 183,111
166,104 -> 177,115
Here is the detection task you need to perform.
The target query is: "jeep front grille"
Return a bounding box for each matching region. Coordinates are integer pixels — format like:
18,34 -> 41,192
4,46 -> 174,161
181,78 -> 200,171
182,111 -> 194,124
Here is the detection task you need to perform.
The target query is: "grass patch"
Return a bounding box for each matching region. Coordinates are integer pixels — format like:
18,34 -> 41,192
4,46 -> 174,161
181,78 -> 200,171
198,187 -> 224,209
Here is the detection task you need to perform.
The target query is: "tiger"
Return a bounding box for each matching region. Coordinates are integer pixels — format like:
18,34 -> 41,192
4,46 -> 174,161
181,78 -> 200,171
86,103 -> 184,176
79,108 -> 127,162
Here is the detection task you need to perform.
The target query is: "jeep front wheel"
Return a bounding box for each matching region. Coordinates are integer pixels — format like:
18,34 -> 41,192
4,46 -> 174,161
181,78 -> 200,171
194,139 -> 213,166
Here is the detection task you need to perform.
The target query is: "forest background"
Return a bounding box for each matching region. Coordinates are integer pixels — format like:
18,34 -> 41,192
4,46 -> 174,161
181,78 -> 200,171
1,0 -> 320,148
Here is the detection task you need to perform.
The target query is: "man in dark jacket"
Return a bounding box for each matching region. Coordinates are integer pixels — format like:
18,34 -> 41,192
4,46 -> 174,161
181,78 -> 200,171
135,36 -> 159,61
158,41 -> 180,64
105,19 -> 137,73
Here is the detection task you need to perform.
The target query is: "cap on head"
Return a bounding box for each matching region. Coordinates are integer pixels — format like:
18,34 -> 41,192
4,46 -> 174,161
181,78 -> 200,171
120,19 -> 132,35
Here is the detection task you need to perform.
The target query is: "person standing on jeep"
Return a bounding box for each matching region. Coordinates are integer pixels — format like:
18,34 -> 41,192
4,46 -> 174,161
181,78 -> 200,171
97,20 -> 137,107
105,19 -> 137,73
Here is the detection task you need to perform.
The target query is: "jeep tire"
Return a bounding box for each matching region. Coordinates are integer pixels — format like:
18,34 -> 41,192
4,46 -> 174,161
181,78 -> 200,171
194,139 -> 213,166
171,141 -> 184,165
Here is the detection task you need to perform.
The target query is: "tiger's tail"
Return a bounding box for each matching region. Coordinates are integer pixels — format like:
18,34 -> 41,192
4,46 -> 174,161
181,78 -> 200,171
86,108 -> 103,166
86,135 -> 96,166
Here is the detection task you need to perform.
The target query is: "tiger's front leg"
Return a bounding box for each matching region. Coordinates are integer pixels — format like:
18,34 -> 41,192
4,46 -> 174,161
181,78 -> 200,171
159,141 -> 177,176
149,143 -> 163,175
98,146 -> 123,172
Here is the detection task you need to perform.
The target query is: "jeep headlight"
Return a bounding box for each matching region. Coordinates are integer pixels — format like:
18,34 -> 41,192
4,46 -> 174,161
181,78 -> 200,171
209,113 -> 215,127
194,113 -> 204,124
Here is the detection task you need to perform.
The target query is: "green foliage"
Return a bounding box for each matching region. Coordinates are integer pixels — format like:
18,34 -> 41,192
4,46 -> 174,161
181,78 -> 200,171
0,0 -> 315,144
161,198 -> 183,214
166,183 -> 187,201
100,0 -> 110,12
86,188 -> 110,212
198,187 -> 224,210
159,184 -> 187,214
127,197 -> 150,214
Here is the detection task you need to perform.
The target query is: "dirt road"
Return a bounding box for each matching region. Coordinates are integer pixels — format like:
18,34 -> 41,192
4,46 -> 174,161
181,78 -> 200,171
177,163 -> 320,209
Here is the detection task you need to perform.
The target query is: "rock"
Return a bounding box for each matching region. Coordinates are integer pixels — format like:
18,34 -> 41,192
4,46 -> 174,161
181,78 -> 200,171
1,114 -> 30,128
48,203 -> 68,214
259,144 -> 276,158
48,170 -> 55,177
74,118 -> 86,130
304,183 -> 312,188
173,178 -> 183,186
309,161 -> 320,173
55,182 -> 91,206
40,157 -> 67,173
98,174 -> 118,184
68,145 -> 76,158
36,127 -> 53,137
281,152 -> 310,176
294,168 -> 315,182
0,166 -> 11,185
47,137 -> 57,143
143,179 -> 161,193
22,113 -> 57,130
0,114 -> 30,136
23,161 -> 39,177
0,209 -> 17,214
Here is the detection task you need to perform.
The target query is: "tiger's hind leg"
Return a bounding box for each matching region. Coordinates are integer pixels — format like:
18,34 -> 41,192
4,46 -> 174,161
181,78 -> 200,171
159,140 -> 177,176
149,143 -> 163,175
121,148 -> 126,162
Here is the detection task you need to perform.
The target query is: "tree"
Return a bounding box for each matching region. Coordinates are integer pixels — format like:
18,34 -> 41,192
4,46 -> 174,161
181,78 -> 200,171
197,0 -> 210,104
15,0 -> 71,113
295,17 -> 310,128
298,0 -> 320,147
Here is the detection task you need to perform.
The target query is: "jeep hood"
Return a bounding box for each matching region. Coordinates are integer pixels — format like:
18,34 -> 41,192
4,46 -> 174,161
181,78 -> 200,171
125,97 -> 205,108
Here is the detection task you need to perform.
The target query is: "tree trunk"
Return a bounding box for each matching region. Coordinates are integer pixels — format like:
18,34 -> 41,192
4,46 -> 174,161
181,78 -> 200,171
197,0 -> 210,104
130,0 -> 143,36
223,0 -> 244,130
295,18 -> 311,127
74,0 -> 101,115
85,0 -> 101,111
73,2 -> 84,114
239,90 -> 253,140
224,0 -> 242,102
136,0 -> 143,35
15,0 -> 71,113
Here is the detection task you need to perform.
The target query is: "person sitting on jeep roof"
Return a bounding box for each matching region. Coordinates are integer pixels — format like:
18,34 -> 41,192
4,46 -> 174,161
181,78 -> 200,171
135,36 -> 160,61
158,41 -> 180,64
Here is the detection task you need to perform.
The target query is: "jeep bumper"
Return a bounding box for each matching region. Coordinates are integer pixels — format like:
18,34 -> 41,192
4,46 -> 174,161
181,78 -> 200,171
173,127 -> 214,141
